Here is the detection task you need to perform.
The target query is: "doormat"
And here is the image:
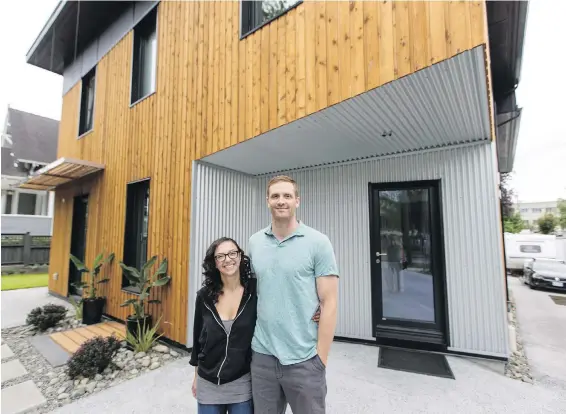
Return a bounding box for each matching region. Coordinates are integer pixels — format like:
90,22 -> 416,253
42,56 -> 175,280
378,347 -> 455,379
549,295 -> 566,306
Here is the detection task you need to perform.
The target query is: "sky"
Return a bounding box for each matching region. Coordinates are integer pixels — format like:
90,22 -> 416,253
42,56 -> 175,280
0,0 -> 564,203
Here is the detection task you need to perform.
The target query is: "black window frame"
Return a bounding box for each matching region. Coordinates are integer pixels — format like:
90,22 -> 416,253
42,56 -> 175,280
78,67 -> 96,137
240,0 -> 303,39
122,178 -> 151,293
131,7 -> 158,105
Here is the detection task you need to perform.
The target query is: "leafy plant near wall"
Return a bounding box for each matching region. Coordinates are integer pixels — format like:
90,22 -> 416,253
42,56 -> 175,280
67,336 -> 121,379
119,256 -> 171,337
70,252 -> 115,299
69,252 -> 115,325
125,315 -> 164,353
26,304 -> 68,331
69,297 -> 83,321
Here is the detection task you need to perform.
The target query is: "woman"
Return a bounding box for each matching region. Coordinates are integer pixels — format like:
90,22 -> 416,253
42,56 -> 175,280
190,237 -> 256,413
190,237 -> 320,413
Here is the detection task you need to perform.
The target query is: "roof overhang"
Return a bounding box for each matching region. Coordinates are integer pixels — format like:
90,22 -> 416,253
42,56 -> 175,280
17,158 -> 104,190
202,47 -> 491,176
26,1 -> 132,75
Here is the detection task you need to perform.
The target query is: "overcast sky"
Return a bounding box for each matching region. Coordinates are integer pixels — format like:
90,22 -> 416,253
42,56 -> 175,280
0,1 -> 564,203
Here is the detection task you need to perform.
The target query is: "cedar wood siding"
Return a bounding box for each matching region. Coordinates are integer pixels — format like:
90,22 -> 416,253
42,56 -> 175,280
49,1 -> 490,344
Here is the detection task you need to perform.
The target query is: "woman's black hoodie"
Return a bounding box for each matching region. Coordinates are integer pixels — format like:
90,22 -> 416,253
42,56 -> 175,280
189,279 -> 257,385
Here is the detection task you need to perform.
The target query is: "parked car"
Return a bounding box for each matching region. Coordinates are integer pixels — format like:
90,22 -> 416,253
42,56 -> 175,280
522,258 -> 566,291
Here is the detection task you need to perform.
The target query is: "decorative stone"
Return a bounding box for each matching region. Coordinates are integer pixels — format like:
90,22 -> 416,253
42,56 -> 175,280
151,357 -> 160,364
170,350 -> 179,357
103,367 -> 112,375
135,352 -> 147,359
141,359 -> 150,368
130,368 -> 139,375
80,378 -> 90,385
150,361 -> 160,370
49,377 -> 60,385
154,344 -> 169,353
46,387 -> 55,395
58,393 -> 70,400
94,373 -> 103,381
71,386 -> 86,398
74,379 -> 81,386
115,361 -> 125,369
57,385 -> 69,394
97,381 -> 107,389
162,354 -> 171,361
86,382 -> 97,393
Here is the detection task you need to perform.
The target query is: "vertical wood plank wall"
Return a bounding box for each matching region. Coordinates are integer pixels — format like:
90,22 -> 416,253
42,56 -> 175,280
50,1 -> 489,344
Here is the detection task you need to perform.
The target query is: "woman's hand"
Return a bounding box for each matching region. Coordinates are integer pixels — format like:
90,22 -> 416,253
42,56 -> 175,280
192,377 -> 197,398
312,305 -> 321,323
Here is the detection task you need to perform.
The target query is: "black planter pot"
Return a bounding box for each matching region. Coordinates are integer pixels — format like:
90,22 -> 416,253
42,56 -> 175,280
126,315 -> 153,340
82,297 -> 106,325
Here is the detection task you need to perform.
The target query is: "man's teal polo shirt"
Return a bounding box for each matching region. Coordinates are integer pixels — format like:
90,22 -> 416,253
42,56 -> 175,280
248,222 -> 339,365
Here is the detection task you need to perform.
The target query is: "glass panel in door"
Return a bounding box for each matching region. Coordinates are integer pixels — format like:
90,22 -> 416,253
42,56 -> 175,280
378,188 -> 434,323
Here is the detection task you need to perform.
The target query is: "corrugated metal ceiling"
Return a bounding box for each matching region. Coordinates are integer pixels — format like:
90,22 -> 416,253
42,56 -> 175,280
202,46 -> 490,175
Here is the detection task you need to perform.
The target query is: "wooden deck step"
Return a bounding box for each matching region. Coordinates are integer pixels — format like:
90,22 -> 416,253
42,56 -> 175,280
49,321 -> 126,354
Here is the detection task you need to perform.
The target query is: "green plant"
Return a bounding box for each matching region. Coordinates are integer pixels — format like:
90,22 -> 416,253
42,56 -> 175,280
504,212 -> 524,234
26,304 -> 67,331
69,297 -> 83,320
67,336 -> 121,379
537,213 -> 558,235
70,252 -> 115,299
119,256 -> 171,320
125,315 -> 164,352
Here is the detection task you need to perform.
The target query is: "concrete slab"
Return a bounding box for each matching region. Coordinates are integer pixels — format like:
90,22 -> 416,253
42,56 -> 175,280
52,343 -> 566,414
30,335 -> 71,367
1,344 -> 15,360
509,277 -> 566,391
1,380 -> 46,414
1,287 -> 74,329
1,359 -> 28,383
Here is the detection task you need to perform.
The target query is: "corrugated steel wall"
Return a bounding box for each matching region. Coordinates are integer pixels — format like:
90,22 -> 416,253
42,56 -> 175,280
187,161 -> 258,346
188,143 -> 509,357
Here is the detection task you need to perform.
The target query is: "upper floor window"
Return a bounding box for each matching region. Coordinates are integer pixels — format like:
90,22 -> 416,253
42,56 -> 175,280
79,67 -> 96,136
122,179 -> 150,292
532,208 -> 542,213
241,0 -> 302,38
131,8 -> 157,104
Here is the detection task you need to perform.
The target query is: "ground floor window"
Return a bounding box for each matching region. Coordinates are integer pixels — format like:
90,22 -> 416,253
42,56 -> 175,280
122,179 -> 150,291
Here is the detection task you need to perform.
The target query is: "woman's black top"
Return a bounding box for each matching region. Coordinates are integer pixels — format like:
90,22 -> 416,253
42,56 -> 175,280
189,279 -> 257,385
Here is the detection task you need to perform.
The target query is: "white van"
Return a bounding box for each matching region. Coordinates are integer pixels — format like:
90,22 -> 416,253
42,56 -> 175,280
504,233 -> 557,274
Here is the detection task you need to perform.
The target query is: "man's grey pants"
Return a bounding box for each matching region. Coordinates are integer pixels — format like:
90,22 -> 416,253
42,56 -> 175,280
251,351 -> 327,414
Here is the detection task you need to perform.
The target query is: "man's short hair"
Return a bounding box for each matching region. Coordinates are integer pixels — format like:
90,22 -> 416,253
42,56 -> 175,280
266,175 -> 299,197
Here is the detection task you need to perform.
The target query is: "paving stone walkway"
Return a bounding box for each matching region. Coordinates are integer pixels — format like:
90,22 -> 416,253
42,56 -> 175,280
1,343 -> 46,414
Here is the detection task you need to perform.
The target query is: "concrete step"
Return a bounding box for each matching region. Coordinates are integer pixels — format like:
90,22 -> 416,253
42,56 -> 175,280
1,360 -> 27,383
1,380 -> 46,414
1,344 -> 15,360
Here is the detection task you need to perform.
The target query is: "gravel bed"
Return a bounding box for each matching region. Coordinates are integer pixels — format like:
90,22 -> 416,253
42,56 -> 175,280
1,319 -> 188,413
504,295 -> 534,384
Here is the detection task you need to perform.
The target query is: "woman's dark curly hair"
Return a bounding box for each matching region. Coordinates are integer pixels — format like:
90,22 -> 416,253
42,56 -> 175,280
202,237 -> 253,303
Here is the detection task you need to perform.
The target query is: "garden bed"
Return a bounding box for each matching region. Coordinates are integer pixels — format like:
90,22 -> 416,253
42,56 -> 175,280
1,317 -> 187,412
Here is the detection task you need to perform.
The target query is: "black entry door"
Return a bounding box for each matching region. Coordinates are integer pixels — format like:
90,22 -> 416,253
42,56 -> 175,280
69,195 -> 89,296
369,180 -> 448,350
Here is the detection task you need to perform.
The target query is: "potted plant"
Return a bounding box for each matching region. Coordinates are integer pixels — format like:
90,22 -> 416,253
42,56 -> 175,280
119,256 -> 171,338
69,252 -> 115,325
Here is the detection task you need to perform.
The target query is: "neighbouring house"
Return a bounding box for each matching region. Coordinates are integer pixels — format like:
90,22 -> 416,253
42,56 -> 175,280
1,106 -> 58,236
22,0 -> 528,360
512,200 -> 561,229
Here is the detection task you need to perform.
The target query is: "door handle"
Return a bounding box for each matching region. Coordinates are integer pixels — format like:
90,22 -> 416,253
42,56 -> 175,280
375,252 -> 387,256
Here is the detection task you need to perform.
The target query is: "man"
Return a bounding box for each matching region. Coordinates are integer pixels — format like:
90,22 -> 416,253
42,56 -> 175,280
248,175 -> 339,414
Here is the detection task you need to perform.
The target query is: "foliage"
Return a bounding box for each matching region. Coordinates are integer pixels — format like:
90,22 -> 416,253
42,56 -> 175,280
69,296 -> 83,320
67,336 -> 121,379
503,212 -> 524,234
26,304 -> 67,331
125,315 -> 164,353
119,256 -> 171,320
499,172 -> 515,220
537,213 -> 558,235
69,252 -> 115,299
558,199 -> 566,230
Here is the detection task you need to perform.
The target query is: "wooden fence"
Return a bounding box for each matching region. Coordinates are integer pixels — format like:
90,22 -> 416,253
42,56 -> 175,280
1,233 -> 51,265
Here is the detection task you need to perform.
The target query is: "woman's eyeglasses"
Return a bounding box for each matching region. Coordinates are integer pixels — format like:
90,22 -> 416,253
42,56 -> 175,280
214,250 -> 240,262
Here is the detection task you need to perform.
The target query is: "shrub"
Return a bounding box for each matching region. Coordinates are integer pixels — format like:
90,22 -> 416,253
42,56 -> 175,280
26,304 -> 67,331
67,336 -> 121,379
125,316 -> 163,353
